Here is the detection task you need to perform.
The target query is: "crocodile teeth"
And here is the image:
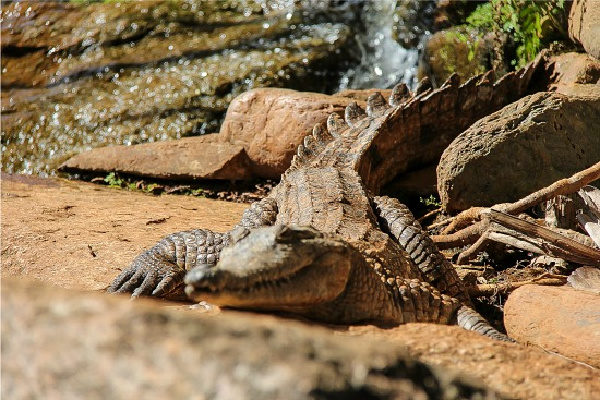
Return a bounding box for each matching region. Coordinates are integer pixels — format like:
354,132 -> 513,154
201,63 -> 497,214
389,83 -> 411,107
416,77 -> 433,95
326,113 -> 346,137
345,101 -> 367,127
366,92 -> 387,117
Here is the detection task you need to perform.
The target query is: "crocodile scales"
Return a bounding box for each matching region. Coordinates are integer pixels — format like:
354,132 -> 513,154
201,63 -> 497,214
106,62 -> 546,341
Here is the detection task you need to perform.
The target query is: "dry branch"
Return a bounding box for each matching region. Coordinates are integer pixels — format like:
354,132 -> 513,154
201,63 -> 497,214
578,185 -> 600,247
456,210 -> 600,266
467,274 -> 567,297
440,161 -> 600,235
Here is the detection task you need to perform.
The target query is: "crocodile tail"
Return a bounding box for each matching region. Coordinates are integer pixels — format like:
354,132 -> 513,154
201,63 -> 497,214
456,305 -> 515,342
287,84 -> 416,173
287,116 -> 346,172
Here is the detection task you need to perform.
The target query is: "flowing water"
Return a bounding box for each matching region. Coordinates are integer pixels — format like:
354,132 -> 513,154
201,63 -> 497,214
1,0 -> 424,176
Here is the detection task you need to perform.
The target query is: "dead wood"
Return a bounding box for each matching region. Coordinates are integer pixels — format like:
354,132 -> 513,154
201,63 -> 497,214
578,186 -> 600,247
439,161 -> 600,235
467,274 -> 567,297
456,210 -> 600,266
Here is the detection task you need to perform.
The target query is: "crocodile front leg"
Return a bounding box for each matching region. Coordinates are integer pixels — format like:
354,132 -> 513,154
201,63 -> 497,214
373,196 -> 470,303
108,197 -> 278,299
108,229 -> 230,299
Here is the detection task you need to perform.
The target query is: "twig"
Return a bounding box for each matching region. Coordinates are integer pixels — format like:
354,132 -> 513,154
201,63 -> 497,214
467,274 -> 567,297
417,208 -> 442,224
456,210 -> 600,266
441,162 -> 600,234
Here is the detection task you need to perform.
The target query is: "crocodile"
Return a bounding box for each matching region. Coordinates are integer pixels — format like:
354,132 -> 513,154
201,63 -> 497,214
104,63 -> 556,341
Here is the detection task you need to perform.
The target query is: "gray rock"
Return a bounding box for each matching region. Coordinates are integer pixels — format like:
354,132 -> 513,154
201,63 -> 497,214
1,278 -> 500,400
437,92 -> 600,212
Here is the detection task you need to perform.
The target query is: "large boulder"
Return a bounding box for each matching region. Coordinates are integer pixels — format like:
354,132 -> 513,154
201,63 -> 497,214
2,277 -> 501,400
569,0 -> 600,60
219,88 -> 360,178
504,284 -> 600,368
437,92 -> 600,212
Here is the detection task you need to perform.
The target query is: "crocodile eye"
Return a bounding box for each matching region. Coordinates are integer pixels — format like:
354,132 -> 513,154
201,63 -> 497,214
275,226 -> 322,242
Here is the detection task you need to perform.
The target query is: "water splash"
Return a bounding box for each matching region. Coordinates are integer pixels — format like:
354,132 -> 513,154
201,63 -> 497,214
338,1 -> 419,90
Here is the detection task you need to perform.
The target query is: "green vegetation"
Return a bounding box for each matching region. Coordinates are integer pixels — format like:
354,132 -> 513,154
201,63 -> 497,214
103,172 -> 205,197
466,0 -> 568,67
419,194 -> 442,209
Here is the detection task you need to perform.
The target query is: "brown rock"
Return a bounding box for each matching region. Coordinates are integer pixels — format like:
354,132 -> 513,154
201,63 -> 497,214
345,324 -> 600,400
2,278 -> 501,400
505,285 -> 600,368
60,136 -> 252,181
220,88 -> 360,178
437,92 -> 600,212
59,88 -> 367,180
548,52 -> 600,97
569,0 -> 600,60
333,88 -> 393,102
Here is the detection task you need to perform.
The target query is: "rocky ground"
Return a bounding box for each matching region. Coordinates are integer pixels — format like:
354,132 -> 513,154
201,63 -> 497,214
2,174 -> 599,399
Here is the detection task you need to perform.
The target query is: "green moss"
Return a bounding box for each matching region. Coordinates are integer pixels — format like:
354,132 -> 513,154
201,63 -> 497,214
465,0 -> 568,67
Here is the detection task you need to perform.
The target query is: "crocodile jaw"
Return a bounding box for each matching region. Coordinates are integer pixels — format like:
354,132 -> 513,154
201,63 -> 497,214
184,225 -> 352,310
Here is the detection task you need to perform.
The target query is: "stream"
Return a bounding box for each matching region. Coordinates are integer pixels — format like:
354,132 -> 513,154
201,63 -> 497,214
1,0 -> 429,176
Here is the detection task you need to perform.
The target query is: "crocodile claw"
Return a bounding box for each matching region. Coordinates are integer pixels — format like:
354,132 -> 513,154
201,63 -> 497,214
107,250 -> 185,299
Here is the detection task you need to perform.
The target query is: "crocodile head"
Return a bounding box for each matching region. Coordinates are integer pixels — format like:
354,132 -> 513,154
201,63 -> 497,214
184,225 -> 353,311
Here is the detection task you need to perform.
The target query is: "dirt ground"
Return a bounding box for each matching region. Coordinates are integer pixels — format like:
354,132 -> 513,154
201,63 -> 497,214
1,173 -> 247,291
2,173 -> 599,399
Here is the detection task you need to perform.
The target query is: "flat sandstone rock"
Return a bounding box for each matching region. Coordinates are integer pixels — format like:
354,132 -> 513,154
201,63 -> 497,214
505,284 -> 600,368
60,138 -> 252,181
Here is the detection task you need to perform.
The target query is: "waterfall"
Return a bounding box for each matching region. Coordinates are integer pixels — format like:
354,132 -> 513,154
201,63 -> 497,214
337,0 -> 420,91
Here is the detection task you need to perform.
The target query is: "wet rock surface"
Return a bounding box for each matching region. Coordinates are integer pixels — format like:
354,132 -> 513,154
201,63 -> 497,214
1,1 -> 356,176
3,174 -> 600,400
437,92 -> 600,212
504,284 -> 600,368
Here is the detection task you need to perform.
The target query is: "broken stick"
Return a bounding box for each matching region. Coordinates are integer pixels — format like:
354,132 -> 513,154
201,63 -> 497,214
455,210 -> 600,266
439,161 -> 600,235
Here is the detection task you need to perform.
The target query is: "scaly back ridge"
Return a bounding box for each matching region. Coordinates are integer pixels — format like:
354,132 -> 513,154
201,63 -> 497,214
366,92 -> 388,117
345,101 -> 367,126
